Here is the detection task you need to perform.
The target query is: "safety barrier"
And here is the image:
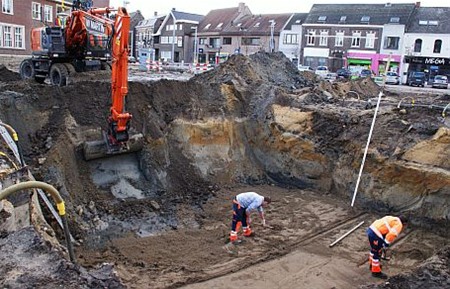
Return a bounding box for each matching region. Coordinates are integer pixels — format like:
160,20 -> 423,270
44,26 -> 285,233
146,60 -> 162,72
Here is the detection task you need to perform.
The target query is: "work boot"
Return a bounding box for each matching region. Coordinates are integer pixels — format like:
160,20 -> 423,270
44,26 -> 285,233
243,227 -> 253,237
372,272 -> 388,279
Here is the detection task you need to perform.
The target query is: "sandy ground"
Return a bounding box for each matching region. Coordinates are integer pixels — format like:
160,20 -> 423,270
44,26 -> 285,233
74,184 -> 447,289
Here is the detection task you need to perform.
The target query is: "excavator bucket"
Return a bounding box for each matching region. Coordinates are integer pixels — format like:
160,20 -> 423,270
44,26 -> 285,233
83,132 -> 144,160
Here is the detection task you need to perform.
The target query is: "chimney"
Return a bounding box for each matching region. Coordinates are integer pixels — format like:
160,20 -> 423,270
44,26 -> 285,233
154,11 -> 158,16
172,8 -> 176,11
415,2 -> 421,7
238,2 -> 245,13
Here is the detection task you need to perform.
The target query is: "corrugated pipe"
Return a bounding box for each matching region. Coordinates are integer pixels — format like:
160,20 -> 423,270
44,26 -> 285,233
0,181 -> 75,263
0,122 -> 25,167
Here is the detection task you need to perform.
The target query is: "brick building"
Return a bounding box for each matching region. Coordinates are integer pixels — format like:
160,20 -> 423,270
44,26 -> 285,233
0,0 -> 109,55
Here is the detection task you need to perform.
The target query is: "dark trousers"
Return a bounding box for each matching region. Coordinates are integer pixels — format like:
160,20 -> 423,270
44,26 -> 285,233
367,228 -> 384,273
231,200 -> 247,231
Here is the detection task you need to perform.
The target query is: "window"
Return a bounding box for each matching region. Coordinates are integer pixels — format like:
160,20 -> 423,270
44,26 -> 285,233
204,23 -> 211,29
2,0 -> 13,14
428,21 -> 438,26
306,30 -> 315,46
318,16 -> 327,22
390,17 -> 400,23
32,2 -> 41,20
44,5 -> 53,23
366,32 -> 376,48
223,37 -> 232,45
3,25 -> 12,47
199,38 -> 206,45
209,37 -> 220,48
433,39 -> 442,53
318,57 -> 327,66
14,26 -> 23,48
178,24 -> 183,30
160,50 -> 172,60
241,37 -> 260,45
304,57 -> 314,67
319,31 -> 328,46
351,31 -> 361,47
361,16 -> 370,23
283,33 -> 298,44
254,22 -> 260,28
335,31 -> 344,46
414,38 -> 422,52
419,20 -> 427,25
216,23 -> 223,29
384,36 -> 399,50
339,16 -> 347,23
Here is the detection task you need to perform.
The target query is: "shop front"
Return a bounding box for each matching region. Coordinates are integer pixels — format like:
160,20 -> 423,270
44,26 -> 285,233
346,52 -> 401,75
404,56 -> 450,83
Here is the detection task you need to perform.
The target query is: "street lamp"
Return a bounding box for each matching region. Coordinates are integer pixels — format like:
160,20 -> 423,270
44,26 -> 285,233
191,26 -> 198,64
269,20 -> 275,52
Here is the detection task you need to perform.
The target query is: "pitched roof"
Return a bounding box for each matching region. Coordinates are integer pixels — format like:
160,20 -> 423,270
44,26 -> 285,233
198,6 -> 252,33
226,13 -> 293,35
136,15 -> 166,29
285,13 -> 308,30
406,7 -> 450,34
305,3 -> 416,25
172,11 -> 204,24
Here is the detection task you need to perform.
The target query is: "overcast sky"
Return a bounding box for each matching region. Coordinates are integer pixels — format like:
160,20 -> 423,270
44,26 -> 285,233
109,0 -> 450,18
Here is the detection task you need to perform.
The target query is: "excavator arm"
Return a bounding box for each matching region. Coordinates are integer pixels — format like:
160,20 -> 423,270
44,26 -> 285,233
108,7 -> 131,144
82,7 -> 143,160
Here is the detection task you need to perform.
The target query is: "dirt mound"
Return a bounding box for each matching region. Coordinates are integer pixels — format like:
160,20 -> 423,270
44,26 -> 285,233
0,65 -> 20,82
195,52 -> 313,90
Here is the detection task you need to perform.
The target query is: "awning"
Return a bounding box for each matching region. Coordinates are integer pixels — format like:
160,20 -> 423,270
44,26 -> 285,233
347,59 -> 372,65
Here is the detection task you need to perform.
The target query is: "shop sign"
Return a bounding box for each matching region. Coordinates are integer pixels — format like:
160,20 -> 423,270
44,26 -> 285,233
407,56 -> 450,66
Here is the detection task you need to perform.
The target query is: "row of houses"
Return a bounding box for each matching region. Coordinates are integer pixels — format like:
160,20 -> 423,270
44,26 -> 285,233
1,1 -> 449,80
133,2 -> 449,81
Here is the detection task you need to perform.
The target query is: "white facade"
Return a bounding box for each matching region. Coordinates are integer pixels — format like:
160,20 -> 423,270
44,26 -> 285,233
400,33 -> 450,83
380,24 -> 406,55
279,24 -> 302,63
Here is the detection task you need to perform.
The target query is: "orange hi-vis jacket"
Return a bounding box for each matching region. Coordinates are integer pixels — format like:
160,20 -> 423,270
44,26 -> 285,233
369,216 -> 403,245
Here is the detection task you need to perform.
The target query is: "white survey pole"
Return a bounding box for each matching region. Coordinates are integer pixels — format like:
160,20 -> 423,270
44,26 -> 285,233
350,91 -> 383,207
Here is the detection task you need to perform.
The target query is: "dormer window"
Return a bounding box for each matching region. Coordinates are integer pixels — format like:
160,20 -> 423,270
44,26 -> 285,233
236,23 -> 242,27
340,16 -> 347,23
429,20 -> 438,26
204,23 -> 211,29
390,17 -> 400,23
318,16 -> 327,22
254,22 -> 260,27
361,16 -> 370,23
419,20 -> 427,25
216,22 -> 223,29
295,20 -> 301,24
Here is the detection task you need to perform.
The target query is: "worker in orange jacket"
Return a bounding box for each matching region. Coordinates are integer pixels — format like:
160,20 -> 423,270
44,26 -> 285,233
367,215 -> 408,279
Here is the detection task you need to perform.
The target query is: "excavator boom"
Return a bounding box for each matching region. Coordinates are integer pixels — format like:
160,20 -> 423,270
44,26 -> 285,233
82,7 -> 143,160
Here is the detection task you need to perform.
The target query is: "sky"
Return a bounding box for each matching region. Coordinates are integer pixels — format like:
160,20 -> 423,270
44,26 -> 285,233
109,0 -> 450,18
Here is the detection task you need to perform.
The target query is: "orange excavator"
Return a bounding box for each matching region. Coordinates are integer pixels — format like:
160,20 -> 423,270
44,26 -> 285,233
20,3 -> 142,159
20,2 -> 114,86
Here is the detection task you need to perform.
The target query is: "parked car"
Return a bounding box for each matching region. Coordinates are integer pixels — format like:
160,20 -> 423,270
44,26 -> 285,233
407,71 -> 426,87
315,66 -> 329,78
385,71 -> 400,85
359,69 -> 373,78
336,68 -> 352,79
298,65 -> 313,72
431,75 -> 448,89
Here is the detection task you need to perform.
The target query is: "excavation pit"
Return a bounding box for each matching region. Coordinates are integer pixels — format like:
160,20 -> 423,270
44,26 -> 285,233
0,52 -> 449,288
